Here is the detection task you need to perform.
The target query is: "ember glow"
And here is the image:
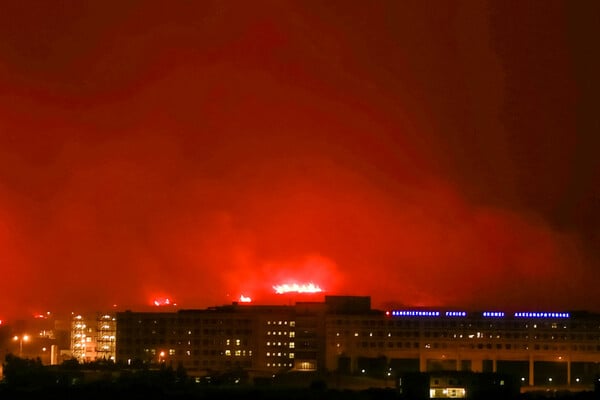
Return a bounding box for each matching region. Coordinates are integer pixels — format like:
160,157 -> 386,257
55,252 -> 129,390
273,283 -> 323,294
152,297 -> 175,307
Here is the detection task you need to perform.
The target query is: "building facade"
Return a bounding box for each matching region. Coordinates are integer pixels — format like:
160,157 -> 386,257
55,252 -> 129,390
116,304 -> 297,375
71,313 -> 116,362
115,297 -> 600,387
326,308 -> 600,387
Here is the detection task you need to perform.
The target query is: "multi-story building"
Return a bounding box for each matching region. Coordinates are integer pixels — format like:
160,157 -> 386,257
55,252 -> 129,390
115,296 -> 600,387
71,313 -> 116,362
326,308 -> 600,387
116,304 -> 297,375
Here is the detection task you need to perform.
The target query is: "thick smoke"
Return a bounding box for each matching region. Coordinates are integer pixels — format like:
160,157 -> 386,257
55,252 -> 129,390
0,1 -> 597,319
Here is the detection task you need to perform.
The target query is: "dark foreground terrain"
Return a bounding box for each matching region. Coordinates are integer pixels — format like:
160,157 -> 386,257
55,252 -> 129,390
1,382 -> 598,400
1,356 -> 597,400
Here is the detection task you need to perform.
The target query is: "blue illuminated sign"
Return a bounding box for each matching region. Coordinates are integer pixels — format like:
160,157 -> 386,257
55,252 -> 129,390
514,312 -> 569,318
445,311 -> 467,317
482,311 -> 505,317
391,310 -> 440,317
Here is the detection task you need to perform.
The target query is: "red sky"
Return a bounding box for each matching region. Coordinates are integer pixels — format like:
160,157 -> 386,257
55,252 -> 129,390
1,0 -> 599,319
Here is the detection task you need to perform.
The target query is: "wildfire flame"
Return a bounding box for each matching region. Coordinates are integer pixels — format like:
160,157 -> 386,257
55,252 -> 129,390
273,283 -> 323,294
239,295 -> 252,303
153,297 -> 175,306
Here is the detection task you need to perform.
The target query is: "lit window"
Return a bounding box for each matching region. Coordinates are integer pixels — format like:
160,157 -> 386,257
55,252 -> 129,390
226,339 -> 230,345
266,352 -> 270,356
289,342 -> 295,348
289,332 -> 295,338
289,353 -> 294,359
225,350 -> 231,356
169,349 -> 176,355
235,350 -> 241,356
290,321 -> 295,327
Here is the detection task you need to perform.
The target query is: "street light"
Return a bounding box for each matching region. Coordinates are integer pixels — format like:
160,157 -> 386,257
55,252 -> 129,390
13,334 -> 30,357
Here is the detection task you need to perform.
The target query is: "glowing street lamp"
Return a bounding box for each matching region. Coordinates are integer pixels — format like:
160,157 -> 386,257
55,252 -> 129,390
13,334 -> 30,357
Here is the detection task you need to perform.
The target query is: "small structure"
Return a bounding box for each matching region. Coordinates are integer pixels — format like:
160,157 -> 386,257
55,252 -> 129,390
397,371 -> 519,399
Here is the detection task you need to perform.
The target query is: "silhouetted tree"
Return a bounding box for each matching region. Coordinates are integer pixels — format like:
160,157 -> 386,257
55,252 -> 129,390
2,354 -> 52,387
176,361 -> 187,383
61,357 -> 80,369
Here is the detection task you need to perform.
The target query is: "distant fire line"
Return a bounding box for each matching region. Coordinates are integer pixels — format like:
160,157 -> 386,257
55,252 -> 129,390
239,295 -> 252,303
153,297 -> 176,307
273,283 -> 323,294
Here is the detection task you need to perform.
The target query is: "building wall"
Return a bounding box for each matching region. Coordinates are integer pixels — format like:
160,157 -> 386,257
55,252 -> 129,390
116,305 -> 297,375
114,299 -> 600,386
325,309 -> 600,386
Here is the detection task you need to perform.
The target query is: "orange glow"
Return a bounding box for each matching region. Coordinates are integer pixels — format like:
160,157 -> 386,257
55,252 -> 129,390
152,297 -> 175,307
273,283 -> 323,294
0,1 -> 596,319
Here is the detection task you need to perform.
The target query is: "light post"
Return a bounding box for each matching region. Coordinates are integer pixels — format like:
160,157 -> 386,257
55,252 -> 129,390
13,334 -> 30,357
